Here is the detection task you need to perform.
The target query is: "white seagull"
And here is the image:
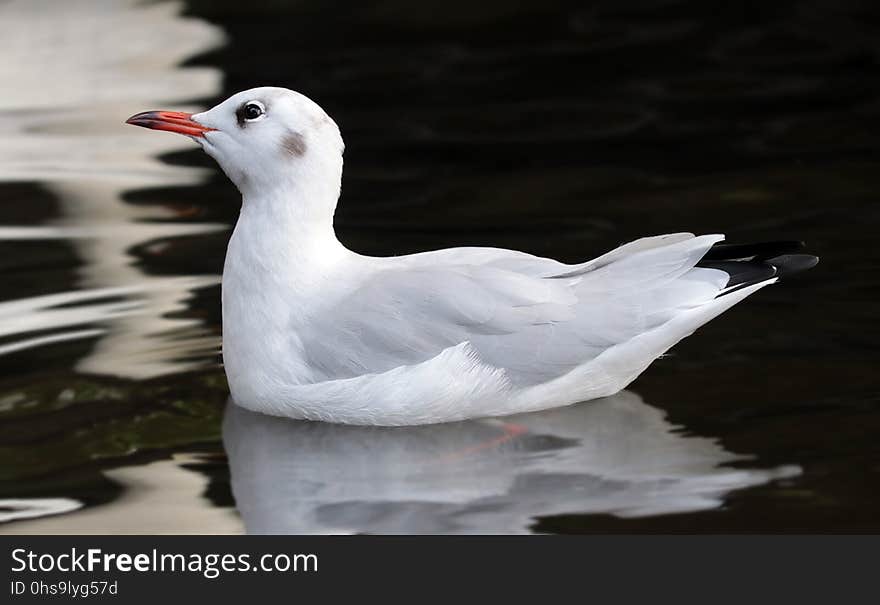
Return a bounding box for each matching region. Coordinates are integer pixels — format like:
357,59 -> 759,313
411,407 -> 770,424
127,87 -> 817,426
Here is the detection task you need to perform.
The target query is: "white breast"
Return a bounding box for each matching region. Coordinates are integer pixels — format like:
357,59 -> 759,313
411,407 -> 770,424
221,206 -> 363,406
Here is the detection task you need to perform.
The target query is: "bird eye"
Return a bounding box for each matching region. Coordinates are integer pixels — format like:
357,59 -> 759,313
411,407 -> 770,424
236,101 -> 265,126
244,102 -> 264,120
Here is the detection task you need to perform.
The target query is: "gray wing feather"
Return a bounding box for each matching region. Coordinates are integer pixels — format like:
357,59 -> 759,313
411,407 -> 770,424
299,234 -> 728,386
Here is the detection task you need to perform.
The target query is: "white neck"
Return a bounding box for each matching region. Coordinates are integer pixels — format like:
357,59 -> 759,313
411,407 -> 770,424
232,147 -> 350,271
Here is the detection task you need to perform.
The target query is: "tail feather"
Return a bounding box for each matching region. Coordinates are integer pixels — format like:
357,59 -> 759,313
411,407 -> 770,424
701,240 -> 805,262
698,240 -> 818,294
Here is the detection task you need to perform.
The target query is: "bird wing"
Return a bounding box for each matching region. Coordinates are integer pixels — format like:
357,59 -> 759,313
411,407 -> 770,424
297,234 -> 729,386
396,232 -> 696,277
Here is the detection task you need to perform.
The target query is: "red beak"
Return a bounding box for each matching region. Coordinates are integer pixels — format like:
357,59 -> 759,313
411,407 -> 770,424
125,110 -> 216,138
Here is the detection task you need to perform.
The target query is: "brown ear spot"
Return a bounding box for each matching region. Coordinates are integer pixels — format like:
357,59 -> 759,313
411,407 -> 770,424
281,131 -> 307,157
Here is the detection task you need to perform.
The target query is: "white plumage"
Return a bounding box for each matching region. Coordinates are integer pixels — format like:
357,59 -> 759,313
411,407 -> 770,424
126,87 -> 814,425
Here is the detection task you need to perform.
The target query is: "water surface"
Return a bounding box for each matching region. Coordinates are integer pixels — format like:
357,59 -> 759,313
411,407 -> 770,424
1,0 -> 878,533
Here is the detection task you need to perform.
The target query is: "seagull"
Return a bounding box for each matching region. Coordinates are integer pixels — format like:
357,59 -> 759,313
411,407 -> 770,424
126,87 -> 818,426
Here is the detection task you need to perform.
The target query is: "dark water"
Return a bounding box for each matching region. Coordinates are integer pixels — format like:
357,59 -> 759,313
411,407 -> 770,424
0,0 -> 878,532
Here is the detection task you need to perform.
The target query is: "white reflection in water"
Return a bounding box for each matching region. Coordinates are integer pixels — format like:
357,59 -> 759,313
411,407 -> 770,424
224,392 -> 800,534
0,456 -> 243,534
0,498 -> 81,524
0,0 -> 226,378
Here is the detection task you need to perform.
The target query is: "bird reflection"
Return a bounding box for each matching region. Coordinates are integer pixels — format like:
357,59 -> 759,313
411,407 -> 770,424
223,391 -> 799,534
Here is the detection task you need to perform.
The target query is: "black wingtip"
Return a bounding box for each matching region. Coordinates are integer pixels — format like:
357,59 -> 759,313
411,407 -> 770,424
699,240 -> 818,292
766,253 -> 819,278
701,240 -> 806,261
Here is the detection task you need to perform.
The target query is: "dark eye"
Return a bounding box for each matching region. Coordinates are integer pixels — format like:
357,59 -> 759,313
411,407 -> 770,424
244,102 -> 263,120
236,101 -> 265,126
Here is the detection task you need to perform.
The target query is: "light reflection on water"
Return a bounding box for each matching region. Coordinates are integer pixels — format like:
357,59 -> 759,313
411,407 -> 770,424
0,0 -> 228,529
3,390 -> 799,534
0,0 -> 226,378
1,455 -> 243,534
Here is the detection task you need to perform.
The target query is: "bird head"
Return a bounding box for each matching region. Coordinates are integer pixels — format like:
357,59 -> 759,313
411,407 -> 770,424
126,87 -> 344,198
